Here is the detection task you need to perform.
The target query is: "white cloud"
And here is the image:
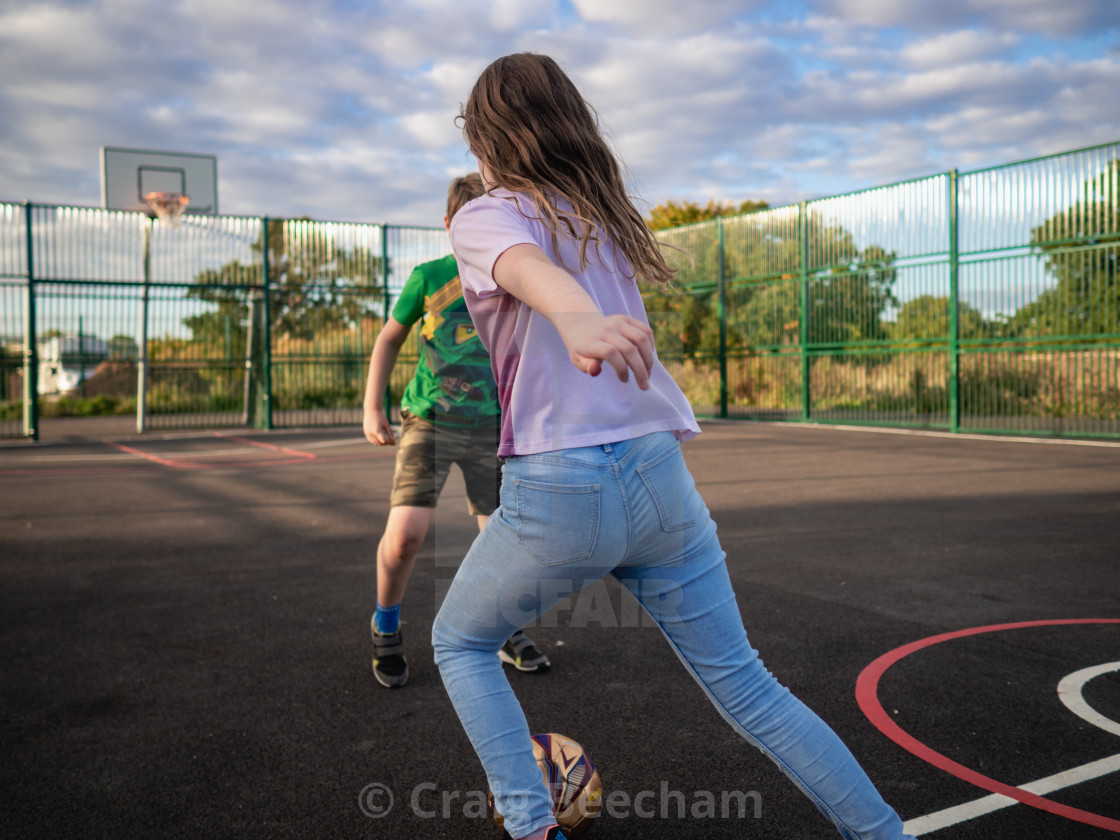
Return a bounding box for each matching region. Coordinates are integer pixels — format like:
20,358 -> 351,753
176,0 -> 308,34
863,62 -> 1029,109
570,0 -> 758,36
845,124 -> 937,184
924,107 -> 1056,160
812,0 -> 1120,36
399,110 -> 462,150
0,0 -> 1117,224
489,0 -> 556,31
900,29 -> 1020,69
584,35 -> 767,104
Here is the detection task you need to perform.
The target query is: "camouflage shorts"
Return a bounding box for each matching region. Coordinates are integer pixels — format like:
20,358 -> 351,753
389,411 -> 501,516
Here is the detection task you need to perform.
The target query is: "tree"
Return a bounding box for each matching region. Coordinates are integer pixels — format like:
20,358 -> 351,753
892,295 -> 985,341
644,198 -> 769,358
1013,160 -> 1119,337
647,198 -> 770,231
645,283 -> 724,359
647,205 -> 899,357
730,219 -> 898,349
185,218 -> 386,348
108,334 -> 139,360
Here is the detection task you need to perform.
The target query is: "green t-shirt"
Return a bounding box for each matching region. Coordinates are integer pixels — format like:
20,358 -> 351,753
391,253 -> 499,427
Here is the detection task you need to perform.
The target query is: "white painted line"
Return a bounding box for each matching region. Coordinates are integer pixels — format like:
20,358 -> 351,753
732,420 -> 1120,448
904,660 -> 1120,836
904,753 -> 1120,835
0,452 -> 143,463
290,436 -> 369,450
1059,661 -> 1120,737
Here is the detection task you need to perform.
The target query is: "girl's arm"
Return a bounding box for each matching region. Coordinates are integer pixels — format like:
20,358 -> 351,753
491,243 -> 653,390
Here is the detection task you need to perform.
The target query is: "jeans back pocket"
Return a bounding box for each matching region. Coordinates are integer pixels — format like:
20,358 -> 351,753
513,479 -> 601,566
636,444 -> 700,532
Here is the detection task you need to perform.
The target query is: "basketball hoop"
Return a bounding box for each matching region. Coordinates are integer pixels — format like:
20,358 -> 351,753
144,191 -> 190,226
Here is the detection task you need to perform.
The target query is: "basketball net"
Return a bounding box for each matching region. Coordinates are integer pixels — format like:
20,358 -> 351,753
144,191 -> 190,226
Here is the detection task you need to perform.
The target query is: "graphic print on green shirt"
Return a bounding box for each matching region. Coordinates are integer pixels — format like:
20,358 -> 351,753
391,253 -> 499,427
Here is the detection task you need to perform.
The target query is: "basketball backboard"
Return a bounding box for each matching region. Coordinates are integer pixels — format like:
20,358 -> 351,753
100,147 -> 218,215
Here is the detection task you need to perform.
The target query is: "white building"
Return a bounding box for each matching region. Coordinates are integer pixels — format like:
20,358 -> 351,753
38,335 -> 110,394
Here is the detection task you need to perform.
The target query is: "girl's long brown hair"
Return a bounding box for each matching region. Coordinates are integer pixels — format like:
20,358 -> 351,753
459,53 -> 674,287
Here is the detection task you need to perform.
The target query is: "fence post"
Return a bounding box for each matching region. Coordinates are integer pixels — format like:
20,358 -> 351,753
948,170 -> 960,433
22,202 -> 38,440
799,200 -> 811,422
256,217 -> 273,429
381,224 -> 392,419
717,215 -> 728,418
137,218 -> 152,432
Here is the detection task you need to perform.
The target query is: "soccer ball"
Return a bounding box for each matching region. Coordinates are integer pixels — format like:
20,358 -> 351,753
489,732 -> 602,838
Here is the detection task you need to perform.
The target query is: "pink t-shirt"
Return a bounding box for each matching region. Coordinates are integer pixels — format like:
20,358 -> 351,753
449,188 -> 700,457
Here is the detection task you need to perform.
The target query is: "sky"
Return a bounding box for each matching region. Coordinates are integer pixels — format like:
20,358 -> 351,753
1,0 -> 1118,227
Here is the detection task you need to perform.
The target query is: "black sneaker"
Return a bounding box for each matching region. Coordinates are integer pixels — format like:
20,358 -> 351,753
498,630 -> 550,672
372,629 -> 409,688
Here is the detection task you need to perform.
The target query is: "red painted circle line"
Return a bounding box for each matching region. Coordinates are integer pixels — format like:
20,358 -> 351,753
856,618 -> 1120,833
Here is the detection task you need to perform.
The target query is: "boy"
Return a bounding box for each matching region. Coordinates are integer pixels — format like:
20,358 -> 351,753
363,173 -> 549,688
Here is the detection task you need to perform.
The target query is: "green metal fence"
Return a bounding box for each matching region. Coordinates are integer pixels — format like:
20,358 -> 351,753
2,140 -> 1117,440
649,140 -> 1119,438
0,205 -> 445,439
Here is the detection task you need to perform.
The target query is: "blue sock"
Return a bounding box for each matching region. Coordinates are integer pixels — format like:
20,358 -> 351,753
374,602 -> 401,635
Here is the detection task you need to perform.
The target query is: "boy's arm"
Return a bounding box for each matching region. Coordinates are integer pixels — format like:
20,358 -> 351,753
490,243 -> 653,390
363,317 -> 411,445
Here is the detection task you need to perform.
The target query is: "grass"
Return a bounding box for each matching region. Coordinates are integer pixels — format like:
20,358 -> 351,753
8,349 -> 1118,432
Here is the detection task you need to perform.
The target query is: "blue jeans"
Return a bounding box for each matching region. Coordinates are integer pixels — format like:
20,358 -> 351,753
432,432 -> 913,840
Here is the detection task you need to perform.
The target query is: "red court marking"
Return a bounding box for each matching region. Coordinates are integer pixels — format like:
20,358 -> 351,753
102,438 -> 190,468
0,444 -> 392,476
101,435 -> 318,470
856,618 -> 1120,833
212,432 -> 317,460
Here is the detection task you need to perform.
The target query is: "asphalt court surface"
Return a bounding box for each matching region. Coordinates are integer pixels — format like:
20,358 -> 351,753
1,422 -> 1118,839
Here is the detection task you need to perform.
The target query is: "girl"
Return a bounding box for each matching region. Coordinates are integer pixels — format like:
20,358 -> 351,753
432,52 -> 916,840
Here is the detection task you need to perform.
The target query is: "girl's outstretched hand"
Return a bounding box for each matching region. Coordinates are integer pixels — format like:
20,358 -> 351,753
553,312 -> 654,390
489,243 -> 656,389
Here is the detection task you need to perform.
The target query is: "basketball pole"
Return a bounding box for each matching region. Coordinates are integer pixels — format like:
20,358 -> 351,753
137,191 -> 188,433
